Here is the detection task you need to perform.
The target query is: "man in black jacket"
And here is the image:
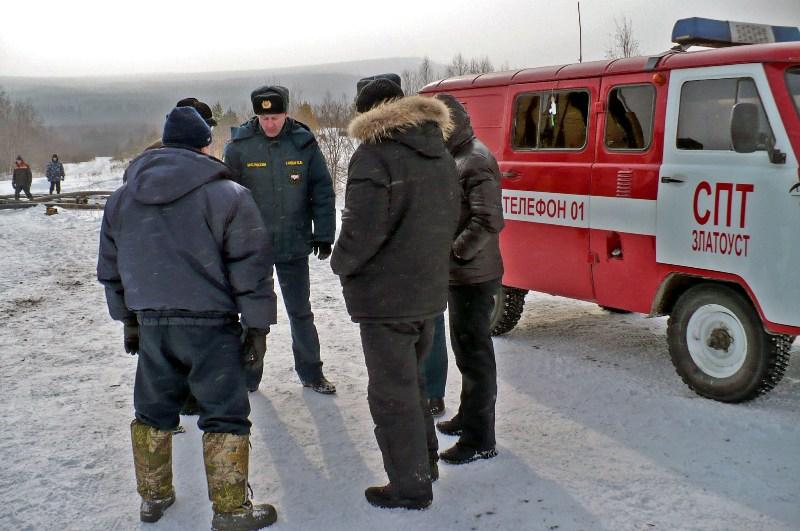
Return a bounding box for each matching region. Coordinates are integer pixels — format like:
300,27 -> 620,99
432,94 -> 505,465
12,156 -> 33,200
331,75 -> 459,510
97,107 -> 278,530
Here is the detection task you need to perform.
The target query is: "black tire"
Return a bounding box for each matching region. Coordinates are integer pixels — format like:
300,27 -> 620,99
599,305 -> 632,314
667,284 -> 791,402
490,285 -> 527,336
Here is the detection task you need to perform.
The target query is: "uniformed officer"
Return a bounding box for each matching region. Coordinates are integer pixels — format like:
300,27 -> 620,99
224,86 -> 337,394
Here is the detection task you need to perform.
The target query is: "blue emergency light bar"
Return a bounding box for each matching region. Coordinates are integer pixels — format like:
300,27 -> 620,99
672,17 -> 800,48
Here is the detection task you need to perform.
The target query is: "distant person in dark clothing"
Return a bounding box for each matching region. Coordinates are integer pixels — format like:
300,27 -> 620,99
332,74 -> 459,510
145,97 -> 218,151
46,154 -> 65,194
97,106 -> 278,530
142,96 -> 218,416
422,314 -> 447,416
12,156 -> 34,200
433,94 -> 505,466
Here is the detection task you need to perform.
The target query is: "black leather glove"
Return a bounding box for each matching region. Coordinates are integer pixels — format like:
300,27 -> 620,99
242,328 -> 268,367
123,321 -> 139,355
311,241 -> 332,260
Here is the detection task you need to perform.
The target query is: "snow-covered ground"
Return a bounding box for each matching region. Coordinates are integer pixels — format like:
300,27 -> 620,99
1,160 -> 798,531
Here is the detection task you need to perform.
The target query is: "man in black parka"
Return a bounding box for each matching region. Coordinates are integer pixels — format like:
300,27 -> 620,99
331,74 -> 459,510
224,86 -> 337,394
432,94 -> 505,465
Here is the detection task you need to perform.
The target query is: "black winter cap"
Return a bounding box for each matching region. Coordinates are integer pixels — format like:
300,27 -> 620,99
251,85 -> 289,115
176,97 -> 218,127
162,107 -> 213,149
355,73 -> 403,113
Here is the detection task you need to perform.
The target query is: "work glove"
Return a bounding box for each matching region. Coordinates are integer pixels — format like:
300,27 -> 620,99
242,327 -> 268,367
123,321 -> 139,355
311,241 -> 332,260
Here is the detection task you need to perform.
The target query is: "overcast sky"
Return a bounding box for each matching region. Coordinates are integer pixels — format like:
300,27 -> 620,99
1,0 -> 799,77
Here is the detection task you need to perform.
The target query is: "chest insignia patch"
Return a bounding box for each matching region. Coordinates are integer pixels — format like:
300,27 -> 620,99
246,162 -> 267,168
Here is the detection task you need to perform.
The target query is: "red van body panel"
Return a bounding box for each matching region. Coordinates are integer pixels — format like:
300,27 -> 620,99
421,43 -> 800,336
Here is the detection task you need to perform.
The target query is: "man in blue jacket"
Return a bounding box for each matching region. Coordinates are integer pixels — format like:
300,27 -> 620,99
98,107 -> 278,530
46,154 -> 65,195
224,86 -> 336,395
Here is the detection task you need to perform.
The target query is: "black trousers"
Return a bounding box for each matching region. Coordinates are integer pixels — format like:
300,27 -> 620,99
49,180 -> 61,194
14,185 -> 33,200
449,278 -> 500,450
360,319 -> 438,498
134,321 -> 251,435
246,257 -> 322,389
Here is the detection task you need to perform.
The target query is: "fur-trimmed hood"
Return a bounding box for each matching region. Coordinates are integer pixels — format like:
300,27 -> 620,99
348,95 -> 453,145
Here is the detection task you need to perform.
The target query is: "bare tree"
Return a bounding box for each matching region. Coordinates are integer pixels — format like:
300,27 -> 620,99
0,89 -> 53,176
445,53 -> 470,77
471,55 -> 495,74
313,92 -> 356,196
402,56 -> 440,95
605,16 -> 640,59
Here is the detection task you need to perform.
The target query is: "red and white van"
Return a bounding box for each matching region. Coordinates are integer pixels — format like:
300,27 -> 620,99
421,18 -> 800,402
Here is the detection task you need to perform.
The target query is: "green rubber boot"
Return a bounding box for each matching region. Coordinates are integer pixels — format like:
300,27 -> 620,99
203,432 -> 277,531
131,419 -> 176,523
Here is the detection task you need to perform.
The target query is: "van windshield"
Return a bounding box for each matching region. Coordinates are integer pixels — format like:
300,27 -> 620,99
787,66 -> 800,116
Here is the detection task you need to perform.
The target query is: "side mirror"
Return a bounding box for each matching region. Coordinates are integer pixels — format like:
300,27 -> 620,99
730,103 -> 758,153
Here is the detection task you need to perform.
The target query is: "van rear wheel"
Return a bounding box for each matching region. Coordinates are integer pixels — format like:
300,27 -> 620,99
667,284 -> 791,402
490,285 -> 527,336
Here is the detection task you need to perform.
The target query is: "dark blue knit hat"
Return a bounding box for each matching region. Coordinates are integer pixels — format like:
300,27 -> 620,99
162,106 -> 213,149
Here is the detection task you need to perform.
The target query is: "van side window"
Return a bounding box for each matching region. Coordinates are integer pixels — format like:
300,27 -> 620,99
787,66 -> 800,116
677,77 -> 773,151
512,94 -> 541,148
512,90 -> 590,150
605,85 -> 655,150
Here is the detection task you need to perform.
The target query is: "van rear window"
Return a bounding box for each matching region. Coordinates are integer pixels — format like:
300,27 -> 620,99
677,77 -> 772,151
787,67 -> 800,117
605,85 -> 655,150
512,90 -> 589,150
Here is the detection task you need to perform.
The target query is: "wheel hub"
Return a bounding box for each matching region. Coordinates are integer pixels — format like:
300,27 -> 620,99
707,327 -> 734,352
686,304 -> 748,379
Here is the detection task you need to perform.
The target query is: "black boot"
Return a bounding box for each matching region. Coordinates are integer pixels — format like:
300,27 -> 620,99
428,397 -> 445,417
435,415 -> 462,436
439,442 -> 497,465
364,484 -> 432,510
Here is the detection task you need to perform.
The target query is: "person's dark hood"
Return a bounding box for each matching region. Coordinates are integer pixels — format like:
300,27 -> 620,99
435,94 -> 475,153
347,95 -> 453,157
123,147 -> 233,205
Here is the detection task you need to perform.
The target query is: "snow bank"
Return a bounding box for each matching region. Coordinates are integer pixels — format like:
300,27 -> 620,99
1,160 -> 798,531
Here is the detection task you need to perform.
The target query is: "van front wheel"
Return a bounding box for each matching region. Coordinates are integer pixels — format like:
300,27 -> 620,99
490,285 -> 527,336
667,284 -> 791,402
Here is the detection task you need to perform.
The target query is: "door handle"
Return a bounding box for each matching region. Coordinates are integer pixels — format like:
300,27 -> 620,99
661,176 -> 684,184
501,170 -> 520,179
789,182 -> 800,194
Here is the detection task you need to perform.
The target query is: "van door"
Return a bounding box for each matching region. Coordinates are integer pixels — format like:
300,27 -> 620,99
589,75 -> 665,313
500,78 -> 598,301
657,64 -> 800,330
